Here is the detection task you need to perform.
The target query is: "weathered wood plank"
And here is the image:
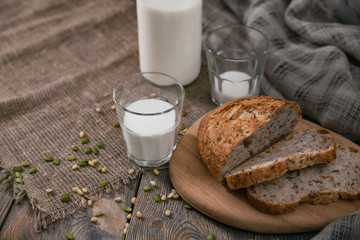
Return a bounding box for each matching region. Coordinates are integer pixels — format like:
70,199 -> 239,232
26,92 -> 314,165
126,169 -> 254,240
254,232 -> 318,240
0,178 -> 140,240
0,184 -> 14,230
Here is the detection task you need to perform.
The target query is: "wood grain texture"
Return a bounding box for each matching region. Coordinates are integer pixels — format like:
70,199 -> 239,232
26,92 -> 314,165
169,118 -> 360,234
126,169 -> 254,240
0,179 -> 139,240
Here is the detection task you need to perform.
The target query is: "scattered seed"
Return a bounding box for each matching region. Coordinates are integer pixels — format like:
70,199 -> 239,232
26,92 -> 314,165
60,193 -> 71,202
207,233 -> 215,240
154,193 -> 160,202
53,158 -> 61,165
143,185 -> 152,191
79,131 -> 85,138
21,162 -> 30,167
97,165 -> 104,172
165,210 -> 171,217
171,189 -> 177,194
82,188 -> 88,193
90,217 -> 98,223
111,105 -> 116,111
43,156 -> 54,162
181,109 -> 187,117
45,188 -> 53,194
168,192 -> 174,199
127,213 -> 132,220
66,155 -> 76,161
183,128 -> 188,133
136,211 -> 143,218
101,166 -> 107,173
78,161 -> 88,167
72,187 -> 80,193
173,194 -> 179,199
184,204 -> 193,210
94,211 -> 105,217
92,159 -> 98,164
96,141 -> 104,148
114,197 -> 122,202
92,146 -> 99,155
65,233 -> 75,240
29,167 -> 37,174
81,137 -> 90,144
101,180 -> 108,187
161,195 -> 166,201
122,206 -> 132,212
72,165 -> 79,170
153,168 -> 160,176
125,223 -> 130,229
88,160 -> 94,166
71,145 -> 78,151
82,158 -> 92,162
76,189 -> 84,195
12,166 -> 23,172
179,124 -> 186,131
131,197 -> 136,204
123,228 -> 128,235
84,148 -> 92,154
150,181 -> 156,187
114,121 -> 120,127
128,169 -> 135,175
16,178 -> 24,184
88,200 -> 93,207
96,107 -> 101,113
15,172 -> 22,178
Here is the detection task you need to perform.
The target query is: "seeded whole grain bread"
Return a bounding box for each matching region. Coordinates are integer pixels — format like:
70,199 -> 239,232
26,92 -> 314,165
247,145 -> 360,214
197,96 -> 302,182
225,128 -> 336,189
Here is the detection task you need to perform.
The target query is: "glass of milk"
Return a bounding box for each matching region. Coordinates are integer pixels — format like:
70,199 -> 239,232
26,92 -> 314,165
205,25 -> 269,106
113,72 -> 185,168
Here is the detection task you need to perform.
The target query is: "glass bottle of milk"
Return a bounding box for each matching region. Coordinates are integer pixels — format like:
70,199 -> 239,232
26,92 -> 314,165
137,0 -> 202,86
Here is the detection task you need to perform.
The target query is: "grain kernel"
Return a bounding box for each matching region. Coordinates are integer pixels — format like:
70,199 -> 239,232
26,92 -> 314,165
111,105 -> 116,111
79,131 -> 85,138
88,200 -> 93,207
72,187 -> 80,193
153,168 -> 160,176
90,217 -> 98,223
82,188 -> 88,193
161,195 -> 166,201
45,188 -> 53,193
171,189 -> 177,194
127,213 -> 132,220
72,165 -> 79,170
136,211 -> 143,218
128,169 -> 135,175
77,189 -> 84,195
173,194 -> 179,199
101,166 -> 107,173
150,181 -> 156,187
114,197 -> 122,202
125,223 -> 130,229
167,192 -> 174,199
165,210 -> 171,217
88,161 -> 94,166
131,197 -> 136,204
124,228 -> 128,235
92,159 -> 99,164
96,107 -> 101,113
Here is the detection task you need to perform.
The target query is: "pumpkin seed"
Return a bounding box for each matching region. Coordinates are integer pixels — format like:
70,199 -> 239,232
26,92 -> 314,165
71,145 -> 78,151
60,193 -> 71,202
184,204 -> 193,210
113,121 -> 120,127
122,206 -> 132,212
12,166 -> 23,172
21,162 -> 30,167
84,148 -> 92,154
77,161 -> 88,167
97,165 -> 104,172
179,124 -> 186,131
82,158 -> 92,162
207,233 -> 215,240
53,158 -> 61,165
16,177 -> 24,184
94,211 -> 105,217
15,172 -> 22,178
101,180 -> 108,187
43,156 -> 54,162
143,185 -> 152,191
96,141 -> 104,148
81,137 -> 90,144
66,155 -> 76,161
154,193 -> 160,202
65,233 -> 74,240
91,146 -> 99,155
29,167 -> 37,174
181,109 -> 187,117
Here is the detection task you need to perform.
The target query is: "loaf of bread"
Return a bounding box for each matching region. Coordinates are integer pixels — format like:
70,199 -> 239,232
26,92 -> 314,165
247,145 -> 360,214
225,128 -> 336,189
198,96 -> 302,182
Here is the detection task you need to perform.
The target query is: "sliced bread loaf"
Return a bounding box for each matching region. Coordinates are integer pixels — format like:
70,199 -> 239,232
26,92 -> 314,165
225,128 -> 336,189
247,145 -> 360,214
198,96 -> 302,182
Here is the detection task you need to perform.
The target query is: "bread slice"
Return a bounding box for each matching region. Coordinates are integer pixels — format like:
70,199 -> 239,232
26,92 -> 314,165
225,128 -> 336,189
198,96 -> 302,182
247,145 -> 360,214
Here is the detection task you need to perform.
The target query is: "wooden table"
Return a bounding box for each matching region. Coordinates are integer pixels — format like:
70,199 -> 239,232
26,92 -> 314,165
0,167 -> 319,239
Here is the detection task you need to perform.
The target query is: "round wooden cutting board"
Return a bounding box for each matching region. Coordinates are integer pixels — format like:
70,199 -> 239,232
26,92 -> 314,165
169,118 -> 360,234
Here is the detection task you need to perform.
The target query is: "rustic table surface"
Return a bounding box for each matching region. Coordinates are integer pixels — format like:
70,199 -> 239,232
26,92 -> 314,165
0,167 -> 319,240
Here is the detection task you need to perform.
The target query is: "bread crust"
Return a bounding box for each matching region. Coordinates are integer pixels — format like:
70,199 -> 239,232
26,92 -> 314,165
197,96 -> 301,182
225,129 -> 336,189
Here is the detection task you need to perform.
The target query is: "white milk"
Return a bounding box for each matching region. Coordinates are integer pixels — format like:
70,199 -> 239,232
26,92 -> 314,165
123,98 -> 177,162
213,71 -> 256,105
137,0 -> 202,86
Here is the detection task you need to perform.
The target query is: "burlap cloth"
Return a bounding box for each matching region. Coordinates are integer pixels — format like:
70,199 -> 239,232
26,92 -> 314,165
1,0 -> 360,238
